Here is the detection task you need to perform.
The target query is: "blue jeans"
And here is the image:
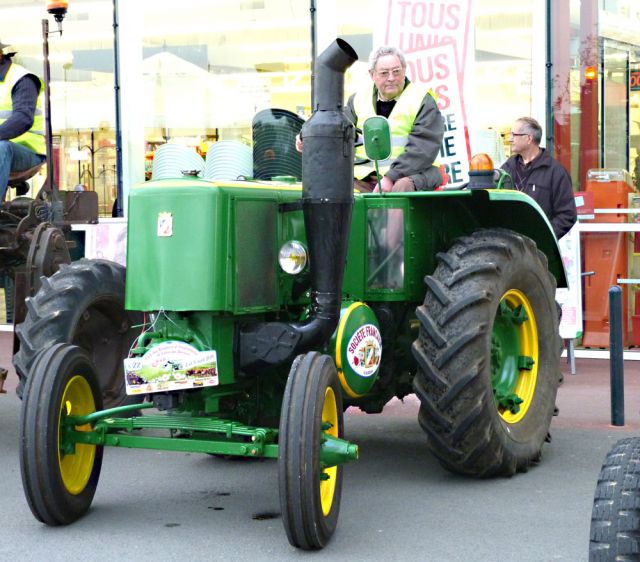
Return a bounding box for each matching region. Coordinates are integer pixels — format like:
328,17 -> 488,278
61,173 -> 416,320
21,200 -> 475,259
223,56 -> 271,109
0,140 -> 46,200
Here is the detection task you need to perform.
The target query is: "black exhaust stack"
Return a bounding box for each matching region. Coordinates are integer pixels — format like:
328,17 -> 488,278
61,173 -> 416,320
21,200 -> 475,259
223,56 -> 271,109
239,39 -> 357,371
297,39 -> 357,347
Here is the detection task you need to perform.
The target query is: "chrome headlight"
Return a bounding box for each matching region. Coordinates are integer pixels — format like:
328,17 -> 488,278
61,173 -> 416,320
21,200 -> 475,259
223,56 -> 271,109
278,240 -> 308,274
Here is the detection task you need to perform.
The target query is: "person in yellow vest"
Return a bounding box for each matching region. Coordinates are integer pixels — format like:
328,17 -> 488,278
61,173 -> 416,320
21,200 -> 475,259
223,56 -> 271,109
0,40 -> 46,201
295,46 -> 445,192
346,46 -> 444,193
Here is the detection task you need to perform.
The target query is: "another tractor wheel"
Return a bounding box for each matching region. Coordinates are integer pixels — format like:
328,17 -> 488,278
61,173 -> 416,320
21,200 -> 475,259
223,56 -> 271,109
412,228 -> 561,477
14,259 -> 141,408
278,352 -> 344,550
590,437 -> 640,560
20,343 -> 103,525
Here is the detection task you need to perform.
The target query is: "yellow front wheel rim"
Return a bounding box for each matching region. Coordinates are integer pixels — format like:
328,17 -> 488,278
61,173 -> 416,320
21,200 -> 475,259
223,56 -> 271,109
320,386 -> 339,516
58,375 -> 97,495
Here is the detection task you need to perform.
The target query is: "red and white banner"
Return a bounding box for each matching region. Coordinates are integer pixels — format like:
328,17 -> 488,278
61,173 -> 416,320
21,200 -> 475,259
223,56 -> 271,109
383,0 -> 472,186
384,0 -> 471,86
404,44 -> 469,185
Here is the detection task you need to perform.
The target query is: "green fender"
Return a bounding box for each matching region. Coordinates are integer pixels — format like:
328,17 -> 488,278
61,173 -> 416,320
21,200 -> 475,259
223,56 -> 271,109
361,188 -> 567,290
455,188 -> 567,288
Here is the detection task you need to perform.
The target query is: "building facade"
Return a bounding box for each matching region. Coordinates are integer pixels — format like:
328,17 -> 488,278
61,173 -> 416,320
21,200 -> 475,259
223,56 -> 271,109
3,0 -> 638,203
2,0 -> 640,341
0,0 -> 640,203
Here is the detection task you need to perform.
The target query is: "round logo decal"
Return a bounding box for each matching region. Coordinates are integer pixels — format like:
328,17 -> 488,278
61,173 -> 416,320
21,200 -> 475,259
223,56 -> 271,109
346,323 -> 382,378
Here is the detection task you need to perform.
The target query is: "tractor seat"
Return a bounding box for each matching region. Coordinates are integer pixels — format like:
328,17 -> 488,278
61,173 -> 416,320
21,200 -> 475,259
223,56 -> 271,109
9,163 -> 44,185
8,162 -> 44,196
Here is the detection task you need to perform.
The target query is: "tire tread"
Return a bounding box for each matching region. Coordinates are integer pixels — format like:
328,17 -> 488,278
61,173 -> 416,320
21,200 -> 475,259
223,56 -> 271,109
590,437 -> 640,560
13,258 -> 140,408
412,228 -> 561,477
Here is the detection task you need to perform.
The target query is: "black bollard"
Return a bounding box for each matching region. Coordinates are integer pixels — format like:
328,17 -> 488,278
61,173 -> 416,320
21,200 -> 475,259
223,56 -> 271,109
609,286 -> 624,426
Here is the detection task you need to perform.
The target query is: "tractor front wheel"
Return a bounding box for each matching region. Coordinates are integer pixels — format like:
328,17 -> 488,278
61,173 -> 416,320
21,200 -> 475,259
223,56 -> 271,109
278,352 -> 344,550
20,343 -> 103,525
412,228 -> 561,476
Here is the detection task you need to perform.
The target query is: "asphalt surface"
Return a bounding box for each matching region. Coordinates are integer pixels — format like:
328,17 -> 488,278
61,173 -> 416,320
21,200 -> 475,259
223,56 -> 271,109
1,341 -> 639,561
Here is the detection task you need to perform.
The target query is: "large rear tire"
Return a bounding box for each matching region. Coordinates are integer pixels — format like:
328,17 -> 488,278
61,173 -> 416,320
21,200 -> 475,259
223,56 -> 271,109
412,228 -> 561,476
20,343 -> 103,525
278,352 -> 344,550
14,259 -> 141,408
590,437 -> 640,560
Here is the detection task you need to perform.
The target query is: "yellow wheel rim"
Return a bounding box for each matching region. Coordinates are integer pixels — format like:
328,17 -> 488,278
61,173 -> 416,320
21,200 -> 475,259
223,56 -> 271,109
58,375 -> 97,495
320,386 -> 339,516
496,289 -> 539,424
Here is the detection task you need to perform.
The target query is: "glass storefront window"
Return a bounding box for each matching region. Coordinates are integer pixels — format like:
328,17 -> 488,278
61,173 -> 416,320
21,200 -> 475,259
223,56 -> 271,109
471,1 -> 542,166
1,0 -> 313,215
367,207 -> 405,290
118,0 -> 312,197
3,1 -> 638,208
602,43 -> 629,170
551,0 -> 585,190
600,1 -> 640,180
1,0 -> 116,214
328,0 -> 541,172
553,1 -> 640,190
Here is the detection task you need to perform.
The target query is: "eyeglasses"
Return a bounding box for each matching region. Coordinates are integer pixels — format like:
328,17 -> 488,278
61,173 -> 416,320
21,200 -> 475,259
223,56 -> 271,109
375,67 -> 403,79
510,132 -> 529,138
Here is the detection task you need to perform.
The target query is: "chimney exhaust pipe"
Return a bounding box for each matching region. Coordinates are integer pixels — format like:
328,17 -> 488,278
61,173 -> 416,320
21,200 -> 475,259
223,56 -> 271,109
239,39 -> 357,370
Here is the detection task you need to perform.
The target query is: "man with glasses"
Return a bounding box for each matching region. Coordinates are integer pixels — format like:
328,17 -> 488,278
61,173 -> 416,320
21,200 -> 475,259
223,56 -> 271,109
501,117 -> 576,239
345,46 -> 444,193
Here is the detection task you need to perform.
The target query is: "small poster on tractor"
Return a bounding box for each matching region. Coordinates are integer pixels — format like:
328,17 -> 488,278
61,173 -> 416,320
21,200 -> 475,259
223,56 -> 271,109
124,341 -> 218,395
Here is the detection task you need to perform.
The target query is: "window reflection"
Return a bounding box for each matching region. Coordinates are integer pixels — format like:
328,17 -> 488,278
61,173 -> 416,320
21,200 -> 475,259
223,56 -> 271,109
333,1 -> 538,169
1,0 -> 115,209
367,207 -> 405,290
0,0 -> 312,214
139,1 -> 311,188
4,0 -> 638,214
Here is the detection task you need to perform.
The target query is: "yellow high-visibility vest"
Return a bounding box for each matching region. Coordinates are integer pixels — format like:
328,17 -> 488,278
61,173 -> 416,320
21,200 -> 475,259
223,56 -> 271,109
352,82 -> 435,179
0,62 -> 45,155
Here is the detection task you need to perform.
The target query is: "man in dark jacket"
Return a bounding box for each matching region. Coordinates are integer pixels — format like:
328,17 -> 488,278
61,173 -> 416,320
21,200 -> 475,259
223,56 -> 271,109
501,117 -> 576,239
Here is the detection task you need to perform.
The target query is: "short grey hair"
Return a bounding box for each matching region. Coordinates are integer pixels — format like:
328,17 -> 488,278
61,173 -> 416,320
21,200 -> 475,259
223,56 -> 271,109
516,117 -> 543,145
368,46 -> 406,72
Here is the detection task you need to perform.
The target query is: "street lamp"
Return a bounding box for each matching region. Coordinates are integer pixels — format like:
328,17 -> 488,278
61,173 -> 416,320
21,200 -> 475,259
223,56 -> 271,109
46,1 -> 68,34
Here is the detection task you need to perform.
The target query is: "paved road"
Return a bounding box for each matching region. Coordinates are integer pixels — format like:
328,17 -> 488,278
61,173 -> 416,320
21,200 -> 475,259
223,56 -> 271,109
1,357 -> 639,561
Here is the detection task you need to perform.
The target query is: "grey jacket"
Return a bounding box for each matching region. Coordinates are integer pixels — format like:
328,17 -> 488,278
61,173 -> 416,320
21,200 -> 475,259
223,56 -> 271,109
344,80 -> 445,190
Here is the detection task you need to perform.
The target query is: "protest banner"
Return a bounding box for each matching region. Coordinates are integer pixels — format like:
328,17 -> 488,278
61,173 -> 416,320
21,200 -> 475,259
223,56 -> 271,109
384,0 -> 471,87
383,0 -> 472,185
404,44 -> 469,187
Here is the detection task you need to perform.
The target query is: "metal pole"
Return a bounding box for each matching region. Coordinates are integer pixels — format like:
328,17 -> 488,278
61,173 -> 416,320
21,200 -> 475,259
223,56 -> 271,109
41,18 -> 54,193
309,0 -> 316,109
41,18 -> 62,224
545,0 -> 554,154
90,130 -> 95,191
112,0 -> 123,217
609,285 -> 624,426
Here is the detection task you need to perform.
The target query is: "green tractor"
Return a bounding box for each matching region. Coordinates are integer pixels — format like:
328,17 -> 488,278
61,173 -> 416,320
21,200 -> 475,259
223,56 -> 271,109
16,39 -> 564,550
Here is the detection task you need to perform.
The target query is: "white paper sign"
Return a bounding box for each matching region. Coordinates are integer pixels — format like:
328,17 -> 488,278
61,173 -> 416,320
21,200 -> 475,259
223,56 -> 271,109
404,44 -> 470,186
556,224 -> 582,340
384,0 -> 472,86
383,0 -> 472,186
